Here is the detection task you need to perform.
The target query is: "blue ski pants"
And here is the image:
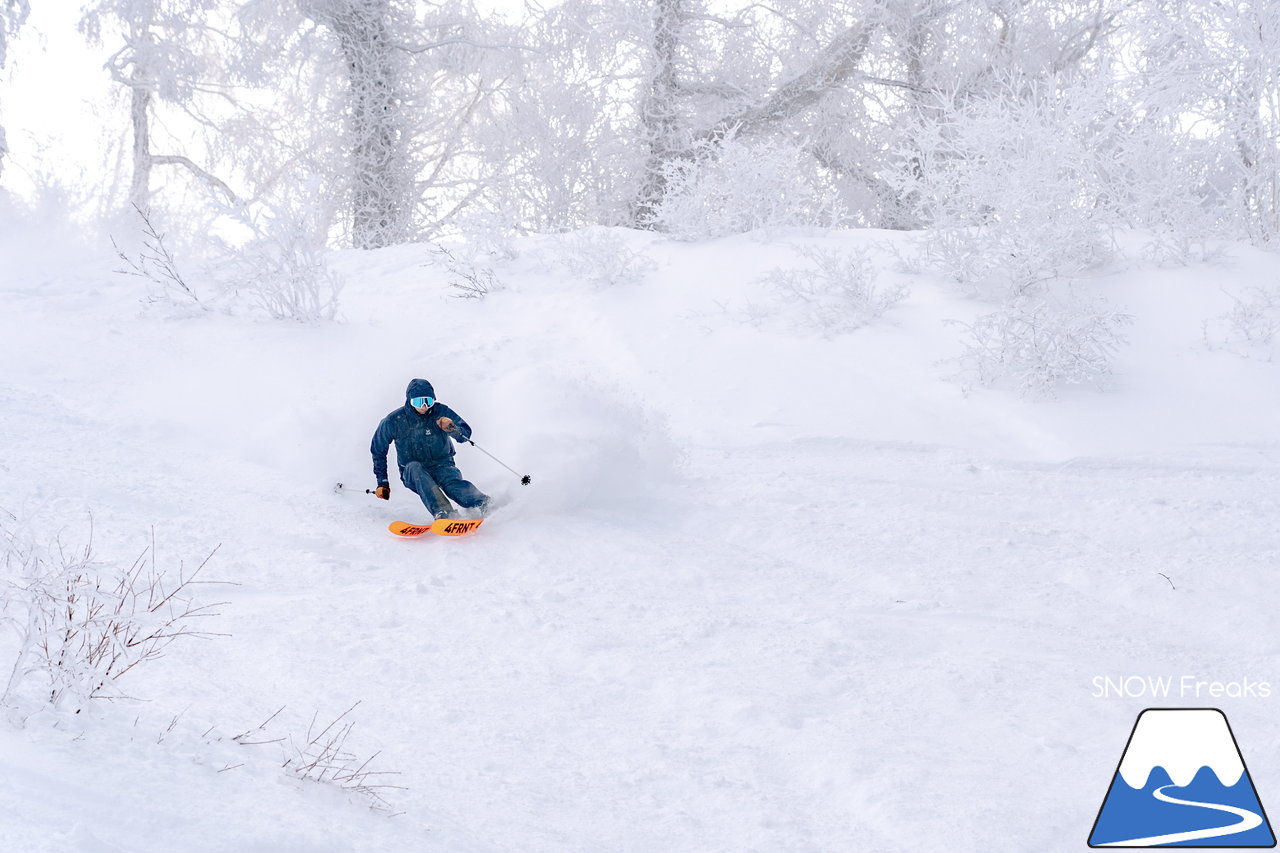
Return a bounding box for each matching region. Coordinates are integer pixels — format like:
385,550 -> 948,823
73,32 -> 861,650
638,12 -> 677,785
401,460 -> 488,515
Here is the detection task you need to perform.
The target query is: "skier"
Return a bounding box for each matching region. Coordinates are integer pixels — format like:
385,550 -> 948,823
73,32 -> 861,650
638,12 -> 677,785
371,378 -> 490,520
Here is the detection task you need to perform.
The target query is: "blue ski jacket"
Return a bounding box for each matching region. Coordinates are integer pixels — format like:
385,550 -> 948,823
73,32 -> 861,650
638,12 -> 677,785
371,378 -> 474,486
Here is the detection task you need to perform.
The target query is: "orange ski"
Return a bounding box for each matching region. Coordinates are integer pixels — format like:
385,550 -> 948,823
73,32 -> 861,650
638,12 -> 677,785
389,518 -> 483,538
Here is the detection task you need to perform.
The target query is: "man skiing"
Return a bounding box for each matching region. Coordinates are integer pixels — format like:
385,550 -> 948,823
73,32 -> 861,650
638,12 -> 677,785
371,378 -> 490,520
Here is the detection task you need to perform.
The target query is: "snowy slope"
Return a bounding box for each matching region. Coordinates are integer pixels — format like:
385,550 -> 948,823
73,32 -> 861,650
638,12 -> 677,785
2,211 -> 1279,852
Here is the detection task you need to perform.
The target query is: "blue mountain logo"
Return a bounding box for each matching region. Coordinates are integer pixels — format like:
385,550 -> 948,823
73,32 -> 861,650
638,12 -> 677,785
1090,708 -> 1276,847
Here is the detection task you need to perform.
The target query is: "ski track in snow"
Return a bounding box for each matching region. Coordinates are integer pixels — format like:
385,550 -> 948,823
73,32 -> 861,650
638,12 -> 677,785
2,228 -> 1279,851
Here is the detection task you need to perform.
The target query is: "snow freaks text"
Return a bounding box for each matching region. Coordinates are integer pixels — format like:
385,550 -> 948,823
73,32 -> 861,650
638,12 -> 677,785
1092,675 -> 1273,700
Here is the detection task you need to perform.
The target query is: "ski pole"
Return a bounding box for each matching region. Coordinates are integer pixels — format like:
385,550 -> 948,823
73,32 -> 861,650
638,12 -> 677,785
334,482 -> 380,496
457,437 -> 531,485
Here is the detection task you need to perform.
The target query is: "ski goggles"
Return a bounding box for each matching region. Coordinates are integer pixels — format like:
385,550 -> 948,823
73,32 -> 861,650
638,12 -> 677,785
410,396 -> 435,408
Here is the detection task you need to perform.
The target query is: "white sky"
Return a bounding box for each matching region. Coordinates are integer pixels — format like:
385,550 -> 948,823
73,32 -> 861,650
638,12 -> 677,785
2,4 -> 118,206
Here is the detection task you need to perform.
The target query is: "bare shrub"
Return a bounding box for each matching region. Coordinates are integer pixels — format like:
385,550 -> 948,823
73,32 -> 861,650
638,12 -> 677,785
234,702 -> 403,814
447,262 -> 499,300
113,205 -> 205,311
432,244 -> 503,300
0,523 -> 226,712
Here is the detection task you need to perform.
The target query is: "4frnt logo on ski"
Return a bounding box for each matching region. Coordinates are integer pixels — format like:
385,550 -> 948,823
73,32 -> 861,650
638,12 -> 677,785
389,518 -> 483,537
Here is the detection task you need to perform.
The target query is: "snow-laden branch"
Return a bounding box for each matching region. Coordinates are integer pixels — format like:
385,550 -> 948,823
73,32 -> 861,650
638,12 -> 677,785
151,154 -> 239,204
703,20 -> 875,142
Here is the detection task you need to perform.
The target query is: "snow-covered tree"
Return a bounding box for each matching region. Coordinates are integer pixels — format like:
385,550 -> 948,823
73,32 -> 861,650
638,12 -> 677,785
458,0 -> 644,233
243,0 -> 516,248
617,0 -> 1127,234
6,0 -> 1272,251
633,1 -> 882,230
399,3 -> 531,237
0,0 -> 25,68
80,0 -> 240,213
0,0 -> 30,180
1120,0 -> 1280,246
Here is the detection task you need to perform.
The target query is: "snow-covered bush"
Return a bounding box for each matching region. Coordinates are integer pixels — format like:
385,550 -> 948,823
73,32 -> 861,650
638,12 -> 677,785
1202,285 -> 1280,361
1141,229 -> 1232,268
1106,121 -> 1238,265
208,197 -> 344,322
653,133 -> 846,240
233,227 -> 345,322
950,292 -> 1134,398
757,246 -> 909,334
115,206 -> 344,322
921,217 -> 1113,301
898,80 -> 1117,299
0,523 -> 225,713
555,227 -> 655,288
453,211 -> 520,264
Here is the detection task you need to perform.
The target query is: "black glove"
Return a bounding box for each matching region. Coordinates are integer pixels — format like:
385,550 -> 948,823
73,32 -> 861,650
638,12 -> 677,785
375,484 -> 390,500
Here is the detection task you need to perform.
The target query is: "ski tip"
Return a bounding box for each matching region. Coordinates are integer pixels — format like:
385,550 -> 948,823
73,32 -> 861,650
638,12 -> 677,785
389,521 -> 433,537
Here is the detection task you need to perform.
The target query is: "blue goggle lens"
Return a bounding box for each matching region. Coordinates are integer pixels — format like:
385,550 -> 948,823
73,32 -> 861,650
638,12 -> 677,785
410,396 -> 435,408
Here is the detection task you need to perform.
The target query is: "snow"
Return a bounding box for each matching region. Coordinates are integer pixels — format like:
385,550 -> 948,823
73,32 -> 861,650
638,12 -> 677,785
2,210 -> 1279,851
1118,710 -> 1244,789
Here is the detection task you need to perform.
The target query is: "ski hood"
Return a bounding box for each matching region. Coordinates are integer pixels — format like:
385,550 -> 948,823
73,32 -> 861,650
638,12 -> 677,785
405,378 -> 436,408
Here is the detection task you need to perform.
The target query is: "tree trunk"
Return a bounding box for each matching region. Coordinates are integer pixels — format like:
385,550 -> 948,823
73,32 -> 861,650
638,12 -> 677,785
632,0 -> 684,229
314,0 -> 412,249
129,77 -> 153,211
